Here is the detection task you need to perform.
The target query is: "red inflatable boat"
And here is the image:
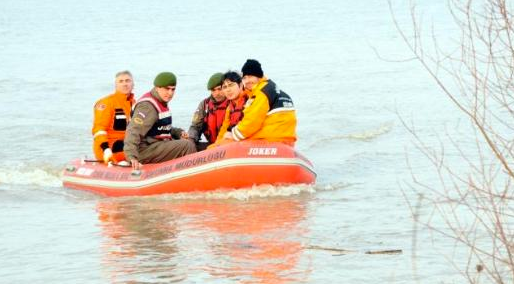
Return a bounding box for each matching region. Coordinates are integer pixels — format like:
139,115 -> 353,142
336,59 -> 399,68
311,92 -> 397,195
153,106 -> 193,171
62,141 -> 316,197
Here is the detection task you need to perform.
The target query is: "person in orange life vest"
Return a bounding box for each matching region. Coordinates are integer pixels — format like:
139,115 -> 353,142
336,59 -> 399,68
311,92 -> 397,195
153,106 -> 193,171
222,59 -> 297,146
123,72 -> 196,170
208,71 -> 250,148
92,70 -> 135,164
187,72 -> 229,151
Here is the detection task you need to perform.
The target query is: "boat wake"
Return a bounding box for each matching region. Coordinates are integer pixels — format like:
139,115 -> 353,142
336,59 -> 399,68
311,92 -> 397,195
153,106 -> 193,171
135,182 -> 348,201
307,122 -> 393,149
313,181 -> 352,192
155,183 -> 317,201
0,163 -> 62,187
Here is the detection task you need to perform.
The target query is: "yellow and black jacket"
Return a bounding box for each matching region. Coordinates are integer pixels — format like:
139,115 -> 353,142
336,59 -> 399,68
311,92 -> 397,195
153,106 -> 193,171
231,77 -> 297,145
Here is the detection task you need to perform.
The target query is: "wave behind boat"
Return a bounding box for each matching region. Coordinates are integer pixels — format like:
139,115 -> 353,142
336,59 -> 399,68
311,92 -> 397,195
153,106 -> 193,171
308,122 -> 393,149
138,182 -> 344,201
344,122 -> 393,141
0,163 -> 61,187
149,184 -> 316,201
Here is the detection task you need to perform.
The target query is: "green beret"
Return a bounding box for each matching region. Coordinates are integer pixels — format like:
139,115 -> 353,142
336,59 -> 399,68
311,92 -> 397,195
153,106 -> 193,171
154,72 -> 177,87
207,72 -> 224,90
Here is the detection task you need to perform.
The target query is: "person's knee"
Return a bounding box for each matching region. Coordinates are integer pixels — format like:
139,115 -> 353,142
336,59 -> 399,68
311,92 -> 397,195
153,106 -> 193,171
183,139 -> 197,154
173,139 -> 196,156
195,142 -> 209,152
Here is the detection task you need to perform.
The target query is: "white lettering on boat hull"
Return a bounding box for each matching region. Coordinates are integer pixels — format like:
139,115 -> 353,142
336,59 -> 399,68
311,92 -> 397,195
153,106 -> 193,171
247,147 -> 278,156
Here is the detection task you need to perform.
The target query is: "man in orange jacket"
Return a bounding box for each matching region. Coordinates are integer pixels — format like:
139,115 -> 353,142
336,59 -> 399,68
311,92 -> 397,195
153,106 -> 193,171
92,70 -> 135,163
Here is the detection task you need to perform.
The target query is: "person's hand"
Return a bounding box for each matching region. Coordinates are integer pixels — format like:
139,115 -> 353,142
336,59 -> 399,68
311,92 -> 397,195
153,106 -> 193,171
181,131 -> 189,139
103,148 -> 113,164
223,132 -> 234,140
131,159 -> 141,170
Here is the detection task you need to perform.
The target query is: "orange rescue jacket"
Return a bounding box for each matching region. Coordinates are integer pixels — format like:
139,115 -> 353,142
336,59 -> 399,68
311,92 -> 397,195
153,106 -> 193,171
213,90 -> 250,146
92,91 -> 134,161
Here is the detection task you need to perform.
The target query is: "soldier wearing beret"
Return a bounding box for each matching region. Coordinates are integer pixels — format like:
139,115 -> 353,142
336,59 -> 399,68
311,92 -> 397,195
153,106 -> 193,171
187,72 -> 229,151
124,72 -> 196,170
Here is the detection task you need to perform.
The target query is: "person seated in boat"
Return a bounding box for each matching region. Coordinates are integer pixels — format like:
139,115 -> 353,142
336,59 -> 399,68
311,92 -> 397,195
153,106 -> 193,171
92,70 -> 135,164
221,59 -> 297,146
187,72 -> 228,151
124,72 -> 196,170
208,71 -> 250,148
